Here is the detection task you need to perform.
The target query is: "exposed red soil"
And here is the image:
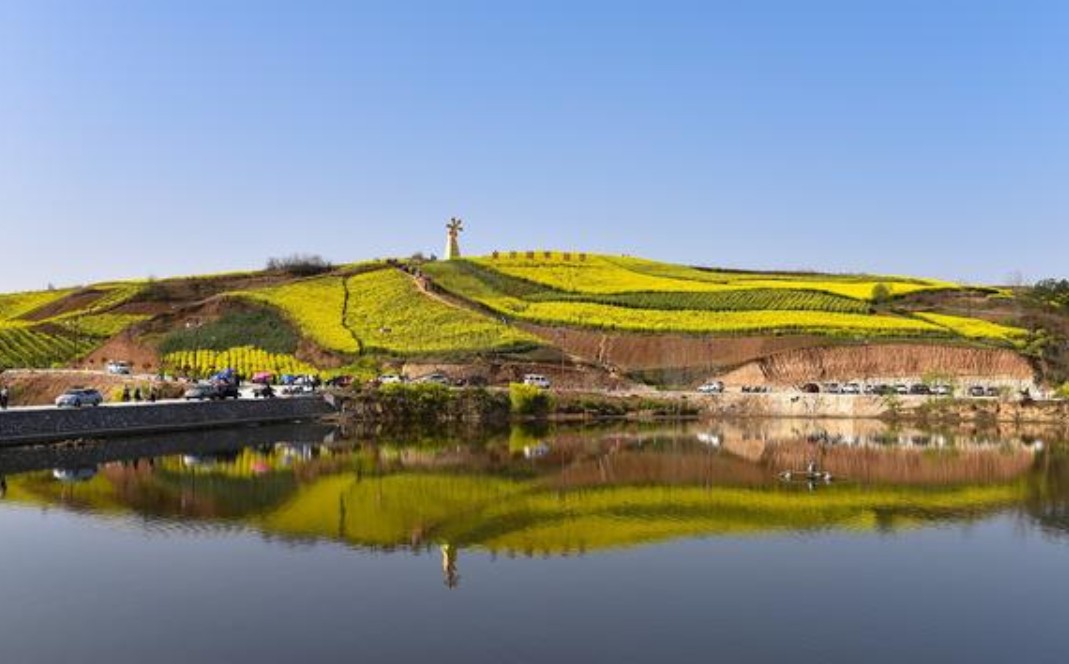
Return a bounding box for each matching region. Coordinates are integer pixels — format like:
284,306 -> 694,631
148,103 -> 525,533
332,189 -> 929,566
22,289 -> 109,321
718,343 -> 1035,386
0,369 -> 185,406
518,323 -> 826,372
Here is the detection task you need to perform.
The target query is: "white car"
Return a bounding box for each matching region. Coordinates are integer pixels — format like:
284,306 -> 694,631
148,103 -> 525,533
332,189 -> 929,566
55,388 -> 104,408
377,374 -> 404,385
522,374 -> 551,388
697,381 -> 724,394
105,361 -> 131,375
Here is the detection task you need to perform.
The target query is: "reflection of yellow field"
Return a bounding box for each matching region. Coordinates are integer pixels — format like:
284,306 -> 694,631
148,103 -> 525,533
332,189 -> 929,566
3,443 -> 1029,556
259,473 -> 1023,554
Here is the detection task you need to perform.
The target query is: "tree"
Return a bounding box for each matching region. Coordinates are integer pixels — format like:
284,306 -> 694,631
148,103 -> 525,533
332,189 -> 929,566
871,283 -> 892,306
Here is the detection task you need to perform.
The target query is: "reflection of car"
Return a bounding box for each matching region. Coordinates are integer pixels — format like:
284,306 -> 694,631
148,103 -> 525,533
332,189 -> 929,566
697,381 -> 724,394
52,467 -> 98,482
418,372 -> 451,385
55,388 -> 104,408
523,442 -> 551,459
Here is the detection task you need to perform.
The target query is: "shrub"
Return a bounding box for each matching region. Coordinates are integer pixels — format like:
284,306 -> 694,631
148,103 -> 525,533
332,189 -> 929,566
509,383 -> 553,417
266,253 -> 333,276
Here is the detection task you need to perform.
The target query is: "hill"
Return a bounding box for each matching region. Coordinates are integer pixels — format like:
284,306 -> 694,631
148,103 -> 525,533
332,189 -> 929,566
0,252 -> 1061,389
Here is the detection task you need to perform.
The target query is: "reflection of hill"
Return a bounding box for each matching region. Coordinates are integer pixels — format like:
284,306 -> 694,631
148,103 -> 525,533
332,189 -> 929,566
1,425 -> 1053,555
259,472 -> 1023,555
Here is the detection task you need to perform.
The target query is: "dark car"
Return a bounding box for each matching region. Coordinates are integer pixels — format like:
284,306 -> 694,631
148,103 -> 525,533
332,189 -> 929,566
251,383 -> 276,398
183,383 -> 218,401
909,384 -> 931,396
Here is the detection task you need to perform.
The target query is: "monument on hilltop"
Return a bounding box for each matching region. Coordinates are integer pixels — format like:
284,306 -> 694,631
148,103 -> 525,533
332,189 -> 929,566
445,217 -> 464,260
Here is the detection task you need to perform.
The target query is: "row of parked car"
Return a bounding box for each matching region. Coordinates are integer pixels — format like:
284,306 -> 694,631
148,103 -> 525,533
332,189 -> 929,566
695,381 -> 1010,397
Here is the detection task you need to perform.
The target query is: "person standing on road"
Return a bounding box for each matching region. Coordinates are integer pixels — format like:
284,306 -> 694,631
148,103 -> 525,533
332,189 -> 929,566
0,385 -> 9,410
121,385 -> 130,402
133,387 -> 142,402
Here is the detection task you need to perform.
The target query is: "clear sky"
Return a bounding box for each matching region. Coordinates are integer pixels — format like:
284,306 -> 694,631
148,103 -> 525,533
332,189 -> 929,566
1,0 -> 1065,292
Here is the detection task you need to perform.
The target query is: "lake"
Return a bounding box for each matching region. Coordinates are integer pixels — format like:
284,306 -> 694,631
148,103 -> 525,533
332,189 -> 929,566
0,419 -> 1067,663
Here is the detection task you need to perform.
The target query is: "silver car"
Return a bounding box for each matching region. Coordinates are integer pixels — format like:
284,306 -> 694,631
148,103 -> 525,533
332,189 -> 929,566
55,388 -> 104,408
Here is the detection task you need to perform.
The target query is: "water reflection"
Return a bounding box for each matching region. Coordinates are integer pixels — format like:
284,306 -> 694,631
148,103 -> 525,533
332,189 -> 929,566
0,419 -> 1067,587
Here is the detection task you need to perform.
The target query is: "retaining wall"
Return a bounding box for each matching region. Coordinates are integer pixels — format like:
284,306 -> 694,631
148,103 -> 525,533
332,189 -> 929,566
0,397 -> 336,446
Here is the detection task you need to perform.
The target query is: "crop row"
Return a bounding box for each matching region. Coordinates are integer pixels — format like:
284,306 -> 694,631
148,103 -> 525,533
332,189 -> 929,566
499,301 -> 951,337
236,277 -> 361,354
0,326 -> 91,369
471,254 -> 954,301
914,313 -> 1027,344
162,346 -> 319,378
0,289 -> 75,322
344,269 -> 539,355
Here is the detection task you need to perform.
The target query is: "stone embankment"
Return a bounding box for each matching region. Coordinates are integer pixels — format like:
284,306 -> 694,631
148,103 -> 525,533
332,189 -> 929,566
0,397 -> 336,446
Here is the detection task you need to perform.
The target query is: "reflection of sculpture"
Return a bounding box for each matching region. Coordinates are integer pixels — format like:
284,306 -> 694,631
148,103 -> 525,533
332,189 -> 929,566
441,543 -> 460,589
445,217 -> 464,260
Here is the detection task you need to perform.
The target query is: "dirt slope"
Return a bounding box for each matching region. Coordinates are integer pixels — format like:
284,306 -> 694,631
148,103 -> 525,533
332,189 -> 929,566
718,343 -> 1034,386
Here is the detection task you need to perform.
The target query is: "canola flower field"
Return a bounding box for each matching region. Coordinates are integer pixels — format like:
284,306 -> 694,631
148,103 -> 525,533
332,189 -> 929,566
0,251 -> 1033,373
423,256 -> 1025,343
469,253 -> 955,300
0,283 -> 150,369
343,269 -> 539,355
161,346 -> 319,378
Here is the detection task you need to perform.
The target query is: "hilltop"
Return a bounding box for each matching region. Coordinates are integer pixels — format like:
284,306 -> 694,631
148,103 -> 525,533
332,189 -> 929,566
0,252 -> 1062,390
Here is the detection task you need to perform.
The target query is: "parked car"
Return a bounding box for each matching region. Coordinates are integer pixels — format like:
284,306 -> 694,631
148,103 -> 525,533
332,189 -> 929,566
909,384 -> 931,396
105,360 -> 131,375
843,383 -> 862,395
698,381 -> 724,394
250,383 -> 276,399
968,385 -> 987,398
55,388 -> 104,408
932,384 -> 952,396
183,383 -> 218,401
377,374 -> 405,385
183,382 -> 238,400
522,374 -> 551,389
823,383 -> 843,394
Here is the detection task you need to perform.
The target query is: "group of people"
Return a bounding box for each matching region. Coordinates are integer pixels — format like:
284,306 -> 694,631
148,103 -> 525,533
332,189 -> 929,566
120,385 -> 157,403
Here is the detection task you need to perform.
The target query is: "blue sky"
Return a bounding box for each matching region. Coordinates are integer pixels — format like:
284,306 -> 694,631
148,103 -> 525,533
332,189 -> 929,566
1,0 -> 1065,291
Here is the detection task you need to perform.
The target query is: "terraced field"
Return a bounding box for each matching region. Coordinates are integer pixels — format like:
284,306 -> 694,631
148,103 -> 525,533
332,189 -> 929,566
470,253 -> 955,300
0,251 -> 1036,373
0,324 -> 95,369
423,256 -> 1024,344
343,269 -> 539,355
161,346 -> 319,378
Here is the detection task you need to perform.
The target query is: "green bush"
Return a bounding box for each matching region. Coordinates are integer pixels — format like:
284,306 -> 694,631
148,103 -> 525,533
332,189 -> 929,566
158,308 -> 299,355
509,383 -> 553,417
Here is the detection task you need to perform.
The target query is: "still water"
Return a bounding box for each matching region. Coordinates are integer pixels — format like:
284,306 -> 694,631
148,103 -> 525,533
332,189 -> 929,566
0,419 -> 1067,663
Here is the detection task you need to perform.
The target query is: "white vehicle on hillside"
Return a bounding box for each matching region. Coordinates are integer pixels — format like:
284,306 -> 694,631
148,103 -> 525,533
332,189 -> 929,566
106,360 -> 131,375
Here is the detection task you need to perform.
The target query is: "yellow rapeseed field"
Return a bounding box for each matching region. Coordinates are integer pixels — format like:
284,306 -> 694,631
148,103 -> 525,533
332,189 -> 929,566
345,269 -> 538,354
236,276 -> 361,354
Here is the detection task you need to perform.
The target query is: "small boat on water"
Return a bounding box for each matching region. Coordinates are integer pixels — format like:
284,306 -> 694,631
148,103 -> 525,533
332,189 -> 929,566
779,461 -> 835,483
